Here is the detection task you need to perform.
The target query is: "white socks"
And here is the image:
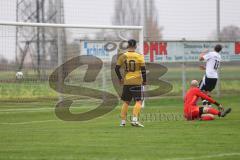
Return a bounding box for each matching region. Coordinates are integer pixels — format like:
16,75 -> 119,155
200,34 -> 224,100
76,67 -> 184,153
132,116 -> 138,122
121,120 -> 126,124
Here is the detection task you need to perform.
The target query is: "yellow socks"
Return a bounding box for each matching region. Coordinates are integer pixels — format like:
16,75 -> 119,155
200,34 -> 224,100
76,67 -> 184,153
120,102 -> 129,120
133,101 -> 142,121
120,101 -> 142,123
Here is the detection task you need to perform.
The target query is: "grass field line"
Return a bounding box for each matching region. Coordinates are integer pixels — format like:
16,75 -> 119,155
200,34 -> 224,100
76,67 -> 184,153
0,107 -> 54,112
163,152 -> 240,160
0,106 -> 94,113
0,119 -> 58,125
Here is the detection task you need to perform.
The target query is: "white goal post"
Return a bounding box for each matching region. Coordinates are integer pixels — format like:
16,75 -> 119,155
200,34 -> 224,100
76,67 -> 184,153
0,21 -> 144,54
0,21 -> 144,101
0,21 -> 144,72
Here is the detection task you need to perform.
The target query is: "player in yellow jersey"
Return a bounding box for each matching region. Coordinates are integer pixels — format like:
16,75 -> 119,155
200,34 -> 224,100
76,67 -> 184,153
115,39 -> 146,127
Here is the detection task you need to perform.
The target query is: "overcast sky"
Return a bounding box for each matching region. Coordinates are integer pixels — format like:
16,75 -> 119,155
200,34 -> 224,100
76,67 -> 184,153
63,0 -> 240,40
0,0 -> 240,60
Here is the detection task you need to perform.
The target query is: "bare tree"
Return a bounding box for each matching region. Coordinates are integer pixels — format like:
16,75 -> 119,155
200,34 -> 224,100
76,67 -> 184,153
144,0 -> 163,41
219,25 -> 240,41
113,0 -> 141,26
112,0 -> 162,41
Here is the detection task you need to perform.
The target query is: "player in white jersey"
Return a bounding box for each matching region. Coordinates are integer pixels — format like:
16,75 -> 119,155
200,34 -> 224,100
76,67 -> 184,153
199,44 -> 222,106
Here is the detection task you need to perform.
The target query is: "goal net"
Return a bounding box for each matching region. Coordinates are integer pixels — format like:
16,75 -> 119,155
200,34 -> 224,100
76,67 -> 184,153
0,22 -> 143,106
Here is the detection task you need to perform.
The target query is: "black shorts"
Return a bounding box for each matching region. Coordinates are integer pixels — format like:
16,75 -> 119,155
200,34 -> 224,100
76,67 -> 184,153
199,75 -> 218,92
121,85 -> 143,102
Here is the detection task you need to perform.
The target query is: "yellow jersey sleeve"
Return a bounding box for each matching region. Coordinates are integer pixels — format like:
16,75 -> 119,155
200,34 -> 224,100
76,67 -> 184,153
116,54 -> 125,66
139,54 -> 145,67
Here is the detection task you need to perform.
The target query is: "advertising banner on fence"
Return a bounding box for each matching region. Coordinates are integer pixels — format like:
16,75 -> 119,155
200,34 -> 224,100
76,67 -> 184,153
80,41 -> 240,62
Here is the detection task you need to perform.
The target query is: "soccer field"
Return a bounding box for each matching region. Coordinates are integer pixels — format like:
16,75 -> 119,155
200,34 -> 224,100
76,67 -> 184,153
1,0 -> 240,160
0,96 -> 239,160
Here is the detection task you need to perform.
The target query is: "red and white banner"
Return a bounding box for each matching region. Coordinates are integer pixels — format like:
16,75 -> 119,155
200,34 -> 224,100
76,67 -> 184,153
144,41 -> 240,62
81,41 -> 240,62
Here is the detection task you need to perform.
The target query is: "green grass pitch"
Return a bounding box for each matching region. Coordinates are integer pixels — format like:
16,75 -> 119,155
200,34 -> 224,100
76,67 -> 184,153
0,96 -> 239,160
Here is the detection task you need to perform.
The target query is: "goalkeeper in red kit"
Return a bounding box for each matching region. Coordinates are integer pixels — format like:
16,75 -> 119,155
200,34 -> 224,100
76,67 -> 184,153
184,80 -> 231,121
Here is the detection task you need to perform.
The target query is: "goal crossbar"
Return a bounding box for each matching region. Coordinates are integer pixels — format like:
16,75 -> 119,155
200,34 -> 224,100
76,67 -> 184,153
0,21 -> 144,54
0,21 -> 143,30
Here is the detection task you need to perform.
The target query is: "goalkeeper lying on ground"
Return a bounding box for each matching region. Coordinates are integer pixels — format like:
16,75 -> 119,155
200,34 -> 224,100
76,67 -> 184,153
184,80 -> 231,121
